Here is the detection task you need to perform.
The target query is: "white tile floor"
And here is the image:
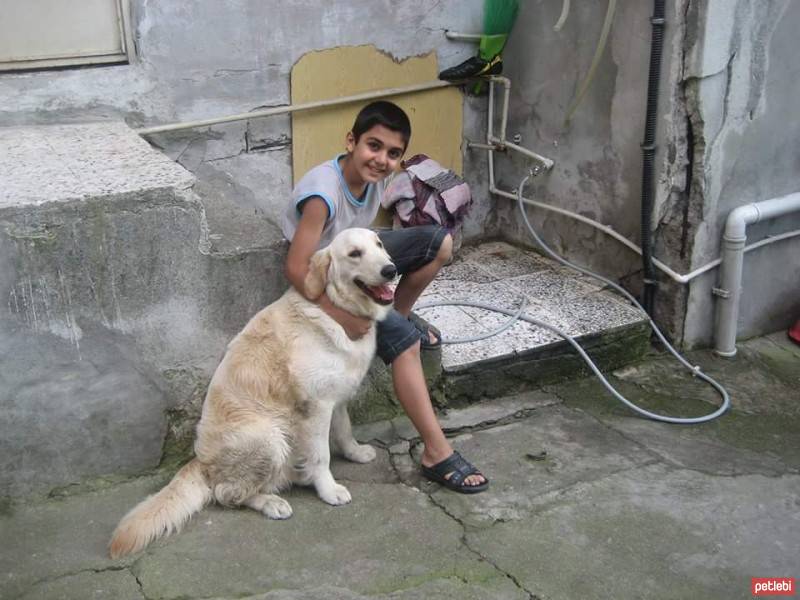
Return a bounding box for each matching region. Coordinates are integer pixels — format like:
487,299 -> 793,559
415,242 -> 649,372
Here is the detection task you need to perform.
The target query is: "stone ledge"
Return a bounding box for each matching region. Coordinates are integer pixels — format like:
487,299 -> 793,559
0,122 -> 195,207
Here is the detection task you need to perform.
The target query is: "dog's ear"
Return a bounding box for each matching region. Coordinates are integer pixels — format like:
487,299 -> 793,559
304,247 -> 331,300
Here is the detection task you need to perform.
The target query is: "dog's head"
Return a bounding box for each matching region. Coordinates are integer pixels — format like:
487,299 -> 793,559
304,228 -> 397,321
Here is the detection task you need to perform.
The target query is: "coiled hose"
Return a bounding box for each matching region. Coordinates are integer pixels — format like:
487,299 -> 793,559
417,173 -> 730,424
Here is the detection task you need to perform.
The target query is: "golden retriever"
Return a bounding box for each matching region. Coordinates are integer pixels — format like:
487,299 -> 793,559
109,228 -> 396,558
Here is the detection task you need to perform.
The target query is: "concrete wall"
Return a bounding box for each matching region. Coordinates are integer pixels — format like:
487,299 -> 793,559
493,0 -> 799,347
0,122 -> 290,497
0,0 -> 491,242
679,0 -> 800,347
493,0 -> 660,288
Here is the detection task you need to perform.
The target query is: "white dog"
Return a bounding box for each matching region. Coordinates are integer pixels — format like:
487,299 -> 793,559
109,228 -> 396,558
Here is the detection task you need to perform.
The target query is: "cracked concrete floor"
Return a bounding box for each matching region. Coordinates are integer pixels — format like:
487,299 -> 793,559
2,333 -> 799,599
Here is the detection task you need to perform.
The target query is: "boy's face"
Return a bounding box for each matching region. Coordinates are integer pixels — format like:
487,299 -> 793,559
345,125 -> 406,184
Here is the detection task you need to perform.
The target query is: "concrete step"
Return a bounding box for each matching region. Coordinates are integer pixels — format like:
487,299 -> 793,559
423,241 -> 652,406
0,121 -> 289,498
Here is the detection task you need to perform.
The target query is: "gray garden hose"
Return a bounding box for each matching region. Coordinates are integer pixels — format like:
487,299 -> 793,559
416,173 -> 731,424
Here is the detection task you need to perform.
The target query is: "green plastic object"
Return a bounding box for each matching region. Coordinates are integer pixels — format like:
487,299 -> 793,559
480,0 -> 519,59
483,0 -> 519,37
479,33 -> 508,61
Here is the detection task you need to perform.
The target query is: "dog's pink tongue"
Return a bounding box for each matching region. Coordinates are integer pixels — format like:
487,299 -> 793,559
369,283 -> 394,302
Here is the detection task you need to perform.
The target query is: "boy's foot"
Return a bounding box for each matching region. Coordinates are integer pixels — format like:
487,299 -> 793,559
421,451 -> 489,493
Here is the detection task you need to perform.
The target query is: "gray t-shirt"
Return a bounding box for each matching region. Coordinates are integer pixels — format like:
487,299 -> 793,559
281,154 -> 385,249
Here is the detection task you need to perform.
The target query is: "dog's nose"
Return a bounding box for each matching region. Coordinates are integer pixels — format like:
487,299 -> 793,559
381,264 -> 397,280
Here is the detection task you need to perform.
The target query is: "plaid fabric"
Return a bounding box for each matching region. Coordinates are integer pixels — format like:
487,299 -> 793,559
382,154 -> 472,231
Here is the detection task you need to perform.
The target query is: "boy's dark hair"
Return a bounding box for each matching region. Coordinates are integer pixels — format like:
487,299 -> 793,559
351,101 -> 411,149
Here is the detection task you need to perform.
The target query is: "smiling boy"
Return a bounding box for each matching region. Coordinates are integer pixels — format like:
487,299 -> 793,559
281,100 -> 488,493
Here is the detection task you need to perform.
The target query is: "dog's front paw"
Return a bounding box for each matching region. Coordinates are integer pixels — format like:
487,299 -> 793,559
246,493 -> 294,520
262,496 -> 294,520
343,443 -> 377,464
318,482 -> 352,506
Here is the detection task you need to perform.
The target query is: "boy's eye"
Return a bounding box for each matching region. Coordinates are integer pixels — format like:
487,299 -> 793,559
349,249 -> 362,258
369,142 -> 380,150
388,150 -> 402,159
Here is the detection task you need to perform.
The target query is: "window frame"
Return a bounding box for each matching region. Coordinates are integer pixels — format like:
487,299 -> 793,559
0,0 -> 135,72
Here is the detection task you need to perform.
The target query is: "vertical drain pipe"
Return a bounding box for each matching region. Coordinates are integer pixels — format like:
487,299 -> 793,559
640,0 -> 666,315
714,192 -> 800,356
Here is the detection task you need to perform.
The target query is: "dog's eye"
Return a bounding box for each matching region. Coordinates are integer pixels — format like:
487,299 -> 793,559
376,241 -> 384,249
348,249 -> 362,258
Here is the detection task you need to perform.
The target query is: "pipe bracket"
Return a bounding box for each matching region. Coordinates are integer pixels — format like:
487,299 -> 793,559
712,287 -> 731,299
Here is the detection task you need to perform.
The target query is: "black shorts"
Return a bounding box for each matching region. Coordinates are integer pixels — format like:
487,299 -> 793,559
375,225 -> 448,364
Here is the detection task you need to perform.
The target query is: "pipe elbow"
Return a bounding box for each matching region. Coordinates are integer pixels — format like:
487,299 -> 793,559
490,75 -> 511,89
724,204 -> 759,241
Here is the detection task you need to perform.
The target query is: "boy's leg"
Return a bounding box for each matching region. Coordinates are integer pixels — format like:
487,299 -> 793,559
377,225 -> 452,344
377,310 -> 486,489
393,232 -> 453,317
376,226 -> 486,488
391,341 -> 486,488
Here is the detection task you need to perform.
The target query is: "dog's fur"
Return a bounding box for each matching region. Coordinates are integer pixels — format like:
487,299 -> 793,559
109,228 -> 395,558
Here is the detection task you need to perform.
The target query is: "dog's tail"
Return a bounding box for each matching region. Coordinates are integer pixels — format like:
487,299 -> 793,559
108,458 -> 212,558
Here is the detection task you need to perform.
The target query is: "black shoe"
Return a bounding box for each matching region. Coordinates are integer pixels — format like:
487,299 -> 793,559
438,54 -> 503,81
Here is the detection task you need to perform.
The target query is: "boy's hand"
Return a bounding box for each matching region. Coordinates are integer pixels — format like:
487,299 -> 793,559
318,293 -> 372,340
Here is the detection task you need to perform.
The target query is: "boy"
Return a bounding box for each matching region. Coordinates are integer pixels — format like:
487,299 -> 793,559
281,100 -> 488,493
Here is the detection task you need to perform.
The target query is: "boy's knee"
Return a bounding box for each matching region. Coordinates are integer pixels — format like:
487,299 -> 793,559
394,339 -> 422,363
436,233 -> 453,264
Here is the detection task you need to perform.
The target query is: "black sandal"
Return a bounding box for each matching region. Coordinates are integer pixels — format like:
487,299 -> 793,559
421,451 -> 489,494
409,312 -> 442,351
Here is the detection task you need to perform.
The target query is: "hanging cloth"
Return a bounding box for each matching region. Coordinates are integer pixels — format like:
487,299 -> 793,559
382,154 -> 472,231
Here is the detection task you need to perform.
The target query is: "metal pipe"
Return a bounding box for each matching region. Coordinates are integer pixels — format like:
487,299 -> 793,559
492,185 -> 642,251
136,80 -> 456,136
714,192 -> 800,357
466,141 -> 498,150
490,137 -> 555,170
681,230 -> 800,283
488,79 -> 496,191
493,181 -> 800,285
488,79 -> 495,142
486,78 -> 555,170
445,31 -> 482,41
499,79 -> 510,144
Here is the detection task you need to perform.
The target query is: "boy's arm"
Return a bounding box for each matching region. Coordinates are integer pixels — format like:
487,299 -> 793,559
285,197 -> 372,340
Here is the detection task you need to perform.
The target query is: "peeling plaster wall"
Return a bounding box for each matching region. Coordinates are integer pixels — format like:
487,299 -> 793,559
679,0 -> 800,347
0,1 -> 492,241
